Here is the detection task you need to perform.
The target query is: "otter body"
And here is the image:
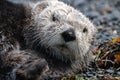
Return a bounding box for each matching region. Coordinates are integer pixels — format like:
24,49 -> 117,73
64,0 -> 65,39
0,0 -> 96,80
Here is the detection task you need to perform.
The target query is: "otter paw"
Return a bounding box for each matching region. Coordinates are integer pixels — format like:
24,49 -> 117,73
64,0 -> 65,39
16,59 -> 49,80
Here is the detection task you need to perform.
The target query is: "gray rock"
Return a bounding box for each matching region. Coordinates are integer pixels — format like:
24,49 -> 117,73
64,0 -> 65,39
97,71 -> 104,74
86,72 -> 94,78
96,2 -> 111,13
105,69 -> 114,74
97,74 -> 103,78
111,10 -> 120,20
86,11 -> 100,19
116,72 -> 120,75
73,0 -> 86,7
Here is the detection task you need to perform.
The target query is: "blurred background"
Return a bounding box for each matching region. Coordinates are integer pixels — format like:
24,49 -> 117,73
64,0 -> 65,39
8,0 -> 120,46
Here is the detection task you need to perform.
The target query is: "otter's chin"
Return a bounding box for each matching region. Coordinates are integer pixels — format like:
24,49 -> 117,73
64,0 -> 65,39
52,44 -> 77,63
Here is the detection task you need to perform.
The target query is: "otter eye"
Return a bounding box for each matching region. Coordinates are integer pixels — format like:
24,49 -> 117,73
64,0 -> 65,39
52,14 -> 57,21
83,28 -> 88,33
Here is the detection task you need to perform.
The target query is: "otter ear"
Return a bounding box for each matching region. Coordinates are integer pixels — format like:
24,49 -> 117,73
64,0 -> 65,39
32,1 -> 49,15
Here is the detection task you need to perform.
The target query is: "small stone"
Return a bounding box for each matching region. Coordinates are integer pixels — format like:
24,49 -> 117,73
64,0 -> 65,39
115,0 -> 120,7
105,69 -> 114,74
86,72 -> 94,78
97,2 -> 112,14
116,72 -> 120,75
108,22 -> 113,26
97,71 -> 103,74
93,20 -> 100,26
111,10 -> 120,20
73,0 -> 86,7
87,67 -> 94,71
78,73 -> 86,77
116,68 -> 120,71
97,74 -> 103,78
86,11 -> 100,20
91,72 -> 96,75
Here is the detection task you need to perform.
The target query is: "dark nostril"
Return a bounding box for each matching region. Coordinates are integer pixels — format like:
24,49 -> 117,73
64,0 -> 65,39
61,28 -> 76,42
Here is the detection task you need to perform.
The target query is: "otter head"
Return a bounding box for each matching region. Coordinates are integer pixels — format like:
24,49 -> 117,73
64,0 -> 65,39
25,0 -> 96,71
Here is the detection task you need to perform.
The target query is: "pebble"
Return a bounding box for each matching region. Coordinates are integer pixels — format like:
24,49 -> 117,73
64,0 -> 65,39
86,11 -> 100,20
86,73 -> 94,78
114,71 -> 120,76
97,71 -> 103,74
73,0 -> 86,7
97,74 -> 103,78
105,69 -> 114,74
116,72 -> 120,75
87,67 -> 94,72
111,10 -> 120,20
96,2 -> 112,14
115,0 -> 120,7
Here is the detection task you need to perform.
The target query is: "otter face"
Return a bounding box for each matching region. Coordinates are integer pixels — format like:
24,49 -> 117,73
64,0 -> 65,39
30,0 -> 96,69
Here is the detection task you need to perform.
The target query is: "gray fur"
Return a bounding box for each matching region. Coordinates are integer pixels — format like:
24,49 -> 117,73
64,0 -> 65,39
0,0 -> 96,79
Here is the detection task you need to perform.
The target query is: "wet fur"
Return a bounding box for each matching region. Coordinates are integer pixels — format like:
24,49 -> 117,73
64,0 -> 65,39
0,0 -> 96,80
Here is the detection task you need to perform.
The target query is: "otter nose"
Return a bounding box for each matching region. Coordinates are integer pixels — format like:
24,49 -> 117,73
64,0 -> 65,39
61,28 -> 76,42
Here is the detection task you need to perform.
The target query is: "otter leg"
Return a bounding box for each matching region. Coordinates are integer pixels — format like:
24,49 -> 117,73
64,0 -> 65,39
15,51 -> 49,80
0,31 -> 49,80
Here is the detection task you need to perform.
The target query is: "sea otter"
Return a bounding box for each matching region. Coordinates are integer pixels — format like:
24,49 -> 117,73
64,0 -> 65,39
0,0 -> 96,80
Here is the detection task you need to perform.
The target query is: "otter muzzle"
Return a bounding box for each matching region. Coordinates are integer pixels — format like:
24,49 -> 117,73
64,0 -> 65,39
61,28 -> 76,42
